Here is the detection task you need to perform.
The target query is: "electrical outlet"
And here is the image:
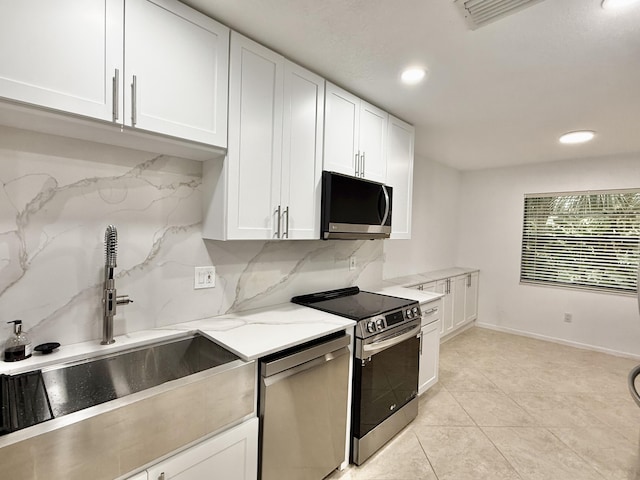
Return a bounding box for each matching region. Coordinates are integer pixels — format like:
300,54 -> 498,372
349,255 -> 357,271
194,266 -> 215,289
564,312 -> 572,323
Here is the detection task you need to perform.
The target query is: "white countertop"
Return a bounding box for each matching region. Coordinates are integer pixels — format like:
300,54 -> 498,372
377,286 -> 444,304
163,303 -> 355,361
0,303 -> 355,374
384,267 -> 479,287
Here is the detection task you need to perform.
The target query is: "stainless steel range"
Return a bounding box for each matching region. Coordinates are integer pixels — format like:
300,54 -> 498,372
292,286 -> 421,465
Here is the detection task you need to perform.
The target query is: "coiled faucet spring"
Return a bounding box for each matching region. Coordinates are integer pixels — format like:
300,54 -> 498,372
101,225 -> 133,345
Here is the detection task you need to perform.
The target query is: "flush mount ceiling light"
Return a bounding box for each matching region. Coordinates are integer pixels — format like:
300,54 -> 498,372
401,67 -> 427,85
602,0 -> 640,9
559,130 -> 596,144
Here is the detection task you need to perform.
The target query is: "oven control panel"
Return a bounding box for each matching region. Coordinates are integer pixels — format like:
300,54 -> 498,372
358,303 -> 421,338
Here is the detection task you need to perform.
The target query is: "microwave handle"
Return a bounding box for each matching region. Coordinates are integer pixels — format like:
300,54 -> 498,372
380,185 -> 390,226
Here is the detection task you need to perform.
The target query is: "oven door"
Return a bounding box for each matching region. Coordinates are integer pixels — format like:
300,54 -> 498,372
352,320 -> 420,439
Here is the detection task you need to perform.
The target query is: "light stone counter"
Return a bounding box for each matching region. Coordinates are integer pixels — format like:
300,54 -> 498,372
376,285 -> 444,304
385,267 -> 479,288
163,303 -> 355,361
0,303 -> 354,374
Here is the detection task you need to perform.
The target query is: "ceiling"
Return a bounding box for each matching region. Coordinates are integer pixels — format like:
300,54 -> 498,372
182,0 -> 640,171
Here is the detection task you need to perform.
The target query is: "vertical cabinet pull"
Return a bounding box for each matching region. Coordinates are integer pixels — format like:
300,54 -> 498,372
283,206 -> 290,238
467,274 -> 472,287
355,152 -> 360,177
361,151 -> 366,178
274,205 -> 282,238
419,331 -> 423,355
112,69 -> 119,122
131,75 -> 138,126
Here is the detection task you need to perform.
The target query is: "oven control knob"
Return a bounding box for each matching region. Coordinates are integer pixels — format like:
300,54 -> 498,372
366,321 -> 376,333
406,309 -> 413,318
413,307 -> 420,316
376,319 -> 384,330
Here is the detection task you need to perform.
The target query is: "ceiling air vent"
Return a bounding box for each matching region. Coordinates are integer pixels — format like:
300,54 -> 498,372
454,0 -> 547,30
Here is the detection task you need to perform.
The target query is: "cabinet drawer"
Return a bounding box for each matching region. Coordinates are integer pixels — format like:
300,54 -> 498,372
420,300 -> 442,326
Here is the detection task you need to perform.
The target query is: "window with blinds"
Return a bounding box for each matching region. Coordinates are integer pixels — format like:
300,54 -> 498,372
520,190 -> 640,294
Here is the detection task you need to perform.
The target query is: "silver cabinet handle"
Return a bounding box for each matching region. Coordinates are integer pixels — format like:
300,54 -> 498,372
131,75 -> 137,126
275,205 -> 281,238
283,206 -> 289,239
419,331 -> 423,355
112,69 -> 119,122
361,151 -> 366,178
355,152 -> 360,177
467,273 -> 472,287
424,307 -> 439,315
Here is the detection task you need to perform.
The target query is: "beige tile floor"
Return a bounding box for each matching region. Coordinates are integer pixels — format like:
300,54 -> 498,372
327,327 -> 640,480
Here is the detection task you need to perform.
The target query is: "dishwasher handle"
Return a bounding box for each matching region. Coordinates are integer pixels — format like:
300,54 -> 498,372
263,345 -> 350,387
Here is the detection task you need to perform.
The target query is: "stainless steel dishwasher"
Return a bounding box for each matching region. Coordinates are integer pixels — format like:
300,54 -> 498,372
259,332 -> 351,480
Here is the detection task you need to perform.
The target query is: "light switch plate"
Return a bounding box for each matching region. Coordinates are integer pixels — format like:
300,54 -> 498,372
194,266 -> 215,289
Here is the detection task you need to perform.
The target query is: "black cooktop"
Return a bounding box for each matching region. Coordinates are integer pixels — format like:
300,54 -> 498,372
291,286 -> 416,321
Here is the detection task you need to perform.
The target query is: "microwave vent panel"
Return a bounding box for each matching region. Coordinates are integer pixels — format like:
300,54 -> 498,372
454,0 -> 547,30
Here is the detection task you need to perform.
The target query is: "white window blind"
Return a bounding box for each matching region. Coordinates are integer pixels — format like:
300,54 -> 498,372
520,190 -> 640,294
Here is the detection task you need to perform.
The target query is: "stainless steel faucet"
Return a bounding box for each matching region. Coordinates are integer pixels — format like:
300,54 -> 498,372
101,225 -> 133,345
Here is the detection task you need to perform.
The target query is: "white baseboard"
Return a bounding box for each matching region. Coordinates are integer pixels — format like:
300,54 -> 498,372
476,322 -> 640,361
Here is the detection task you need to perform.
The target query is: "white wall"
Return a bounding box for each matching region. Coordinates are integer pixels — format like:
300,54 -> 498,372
457,155 -> 640,357
384,155 -> 461,279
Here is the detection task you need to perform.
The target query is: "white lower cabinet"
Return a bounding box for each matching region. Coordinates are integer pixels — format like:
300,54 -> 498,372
416,270 -> 479,340
142,418 -> 258,480
418,299 -> 442,395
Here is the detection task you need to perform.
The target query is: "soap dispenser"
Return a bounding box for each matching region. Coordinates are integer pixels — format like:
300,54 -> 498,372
4,320 -> 32,362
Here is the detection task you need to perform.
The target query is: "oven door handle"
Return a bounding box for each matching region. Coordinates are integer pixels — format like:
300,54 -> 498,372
362,324 -> 421,356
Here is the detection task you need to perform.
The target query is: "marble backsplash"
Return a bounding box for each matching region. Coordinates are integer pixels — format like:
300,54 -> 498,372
0,126 -> 383,348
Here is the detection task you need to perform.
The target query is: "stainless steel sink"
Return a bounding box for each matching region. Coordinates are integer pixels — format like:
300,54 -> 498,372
1,334 -> 240,433
42,334 -> 239,417
0,333 -> 256,480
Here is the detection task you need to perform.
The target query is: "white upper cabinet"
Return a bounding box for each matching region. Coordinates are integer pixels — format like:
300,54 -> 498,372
323,82 -> 387,182
0,0 -> 228,148
281,61 -> 324,239
358,102 -> 387,182
0,0 -> 123,122
324,84 -> 359,177
124,0 -> 228,146
387,115 -> 415,239
202,32 -> 324,240
225,32 -> 284,240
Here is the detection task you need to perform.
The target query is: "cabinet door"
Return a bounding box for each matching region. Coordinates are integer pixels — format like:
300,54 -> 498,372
419,319 -> 440,395
124,0 -> 229,146
280,61 -> 324,239
146,418 -> 258,480
465,272 -> 479,323
323,83 -> 359,176
0,0 -> 123,122
358,101 -> 387,183
226,32 -> 284,239
387,115 -> 414,239
452,275 -> 467,328
436,280 -> 453,335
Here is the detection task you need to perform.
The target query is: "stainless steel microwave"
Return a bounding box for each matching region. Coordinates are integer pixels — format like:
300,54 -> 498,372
320,171 -> 393,240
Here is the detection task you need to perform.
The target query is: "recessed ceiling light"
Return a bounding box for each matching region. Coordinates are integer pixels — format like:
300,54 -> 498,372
559,130 -> 596,144
602,0 -> 640,9
401,67 -> 427,85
